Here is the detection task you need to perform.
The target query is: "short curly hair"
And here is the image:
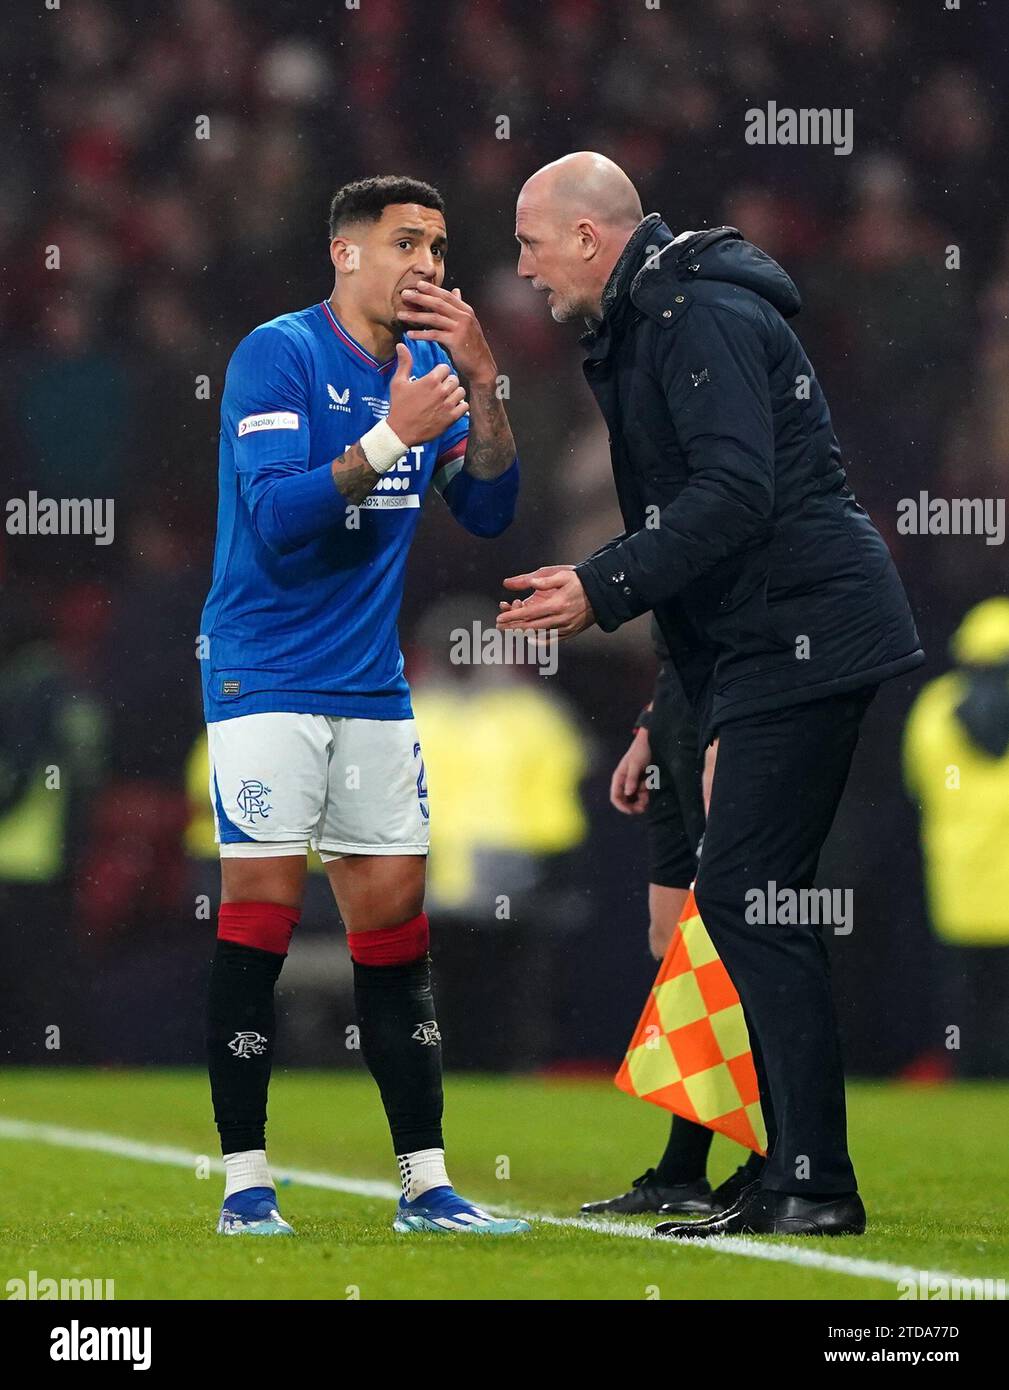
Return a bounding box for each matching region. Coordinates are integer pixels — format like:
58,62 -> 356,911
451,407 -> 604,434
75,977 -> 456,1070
328,175 -> 445,239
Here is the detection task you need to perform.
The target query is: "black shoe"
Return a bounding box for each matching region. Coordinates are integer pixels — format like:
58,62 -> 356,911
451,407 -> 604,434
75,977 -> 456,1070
581,1169 -> 714,1217
708,1157 -> 766,1213
654,1188 -> 867,1239
658,1157 -> 763,1220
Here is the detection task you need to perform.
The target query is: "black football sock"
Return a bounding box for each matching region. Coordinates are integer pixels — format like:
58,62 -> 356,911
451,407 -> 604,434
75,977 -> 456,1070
353,955 -> 444,1154
207,939 -> 285,1155
654,1114 -> 715,1184
742,1149 -> 766,1178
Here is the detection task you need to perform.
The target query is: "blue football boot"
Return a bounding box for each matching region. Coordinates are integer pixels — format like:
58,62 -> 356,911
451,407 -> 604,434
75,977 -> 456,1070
217,1185 -> 295,1236
393,1185 -> 530,1235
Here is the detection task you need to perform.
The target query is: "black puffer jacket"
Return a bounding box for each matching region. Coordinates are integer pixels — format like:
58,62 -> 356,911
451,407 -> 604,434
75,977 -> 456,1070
575,215 -> 924,742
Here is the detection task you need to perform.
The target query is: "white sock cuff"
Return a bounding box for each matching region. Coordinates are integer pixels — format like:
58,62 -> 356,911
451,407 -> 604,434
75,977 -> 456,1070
223,1148 -> 273,1200
397,1147 -> 449,1202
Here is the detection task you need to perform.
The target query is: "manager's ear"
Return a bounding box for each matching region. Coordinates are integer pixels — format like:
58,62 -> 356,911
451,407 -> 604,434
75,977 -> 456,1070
330,237 -> 362,273
575,219 -> 603,261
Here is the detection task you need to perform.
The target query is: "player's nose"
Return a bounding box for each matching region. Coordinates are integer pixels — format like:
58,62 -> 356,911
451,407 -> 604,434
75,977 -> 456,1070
412,250 -> 439,278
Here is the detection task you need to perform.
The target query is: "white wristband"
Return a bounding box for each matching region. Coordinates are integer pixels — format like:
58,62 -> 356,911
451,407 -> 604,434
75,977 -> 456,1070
359,419 -> 408,475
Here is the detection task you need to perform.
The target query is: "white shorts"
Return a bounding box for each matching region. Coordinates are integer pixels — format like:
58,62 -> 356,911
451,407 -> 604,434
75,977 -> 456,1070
207,712 -> 429,860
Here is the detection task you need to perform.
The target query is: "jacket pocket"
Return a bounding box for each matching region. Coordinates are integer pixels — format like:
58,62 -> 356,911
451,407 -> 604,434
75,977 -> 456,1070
687,548 -> 794,656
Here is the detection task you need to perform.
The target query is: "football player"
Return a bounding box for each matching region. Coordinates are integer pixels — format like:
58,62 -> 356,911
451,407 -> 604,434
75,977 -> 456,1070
201,176 -> 526,1236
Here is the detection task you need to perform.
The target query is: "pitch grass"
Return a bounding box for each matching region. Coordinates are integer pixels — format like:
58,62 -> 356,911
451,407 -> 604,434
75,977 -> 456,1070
1,1070 -> 1006,1301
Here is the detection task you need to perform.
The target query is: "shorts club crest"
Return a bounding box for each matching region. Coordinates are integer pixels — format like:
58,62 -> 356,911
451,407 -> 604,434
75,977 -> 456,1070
208,711 -> 430,858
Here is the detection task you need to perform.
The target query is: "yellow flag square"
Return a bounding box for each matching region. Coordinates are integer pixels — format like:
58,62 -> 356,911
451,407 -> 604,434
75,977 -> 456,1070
654,972 -> 707,1032
682,1061 -> 741,1123
709,1002 -> 752,1061
626,1033 -> 682,1096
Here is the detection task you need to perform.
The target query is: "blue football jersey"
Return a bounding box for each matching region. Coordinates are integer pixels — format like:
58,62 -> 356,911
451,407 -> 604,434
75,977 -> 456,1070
200,301 -> 517,723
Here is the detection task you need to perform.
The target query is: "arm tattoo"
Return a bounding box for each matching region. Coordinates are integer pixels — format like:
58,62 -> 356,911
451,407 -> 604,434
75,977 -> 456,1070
464,381 -> 516,480
331,442 -> 379,505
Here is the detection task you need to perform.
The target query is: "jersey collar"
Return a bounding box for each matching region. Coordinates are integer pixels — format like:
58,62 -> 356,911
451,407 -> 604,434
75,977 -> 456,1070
320,300 -> 397,372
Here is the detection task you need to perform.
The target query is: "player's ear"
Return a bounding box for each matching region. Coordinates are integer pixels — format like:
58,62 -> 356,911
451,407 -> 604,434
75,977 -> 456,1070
330,237 -> 361,274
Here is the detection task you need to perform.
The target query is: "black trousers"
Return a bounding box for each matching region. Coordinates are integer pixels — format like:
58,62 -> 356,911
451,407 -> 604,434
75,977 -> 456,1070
647,658 -> 705,888
694,684 -> 877,1195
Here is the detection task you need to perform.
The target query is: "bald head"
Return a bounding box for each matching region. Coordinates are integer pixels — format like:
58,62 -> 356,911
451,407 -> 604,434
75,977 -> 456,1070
515,152 -> 644,322
520,152 -> 643,229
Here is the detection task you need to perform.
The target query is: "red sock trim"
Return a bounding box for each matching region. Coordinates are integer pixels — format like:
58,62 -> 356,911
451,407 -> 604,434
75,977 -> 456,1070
347,912 -> 430,966
218,901 -> 300,956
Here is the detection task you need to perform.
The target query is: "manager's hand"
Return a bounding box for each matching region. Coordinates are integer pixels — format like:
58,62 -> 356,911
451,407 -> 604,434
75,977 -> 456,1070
496,565 -> 596,639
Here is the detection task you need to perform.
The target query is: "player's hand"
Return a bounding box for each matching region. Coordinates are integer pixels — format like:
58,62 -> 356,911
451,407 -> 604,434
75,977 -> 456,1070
496,566 -> 596,640
387,343 -> 468,447
399,283 -> 497,385
610,729 -> 652,815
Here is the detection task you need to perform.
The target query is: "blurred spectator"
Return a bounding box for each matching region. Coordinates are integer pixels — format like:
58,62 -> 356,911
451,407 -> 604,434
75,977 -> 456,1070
410,594 -> 589,911
903,598 -> 1009,1076
14,291 -> 132,499
0,590 -> 107,1060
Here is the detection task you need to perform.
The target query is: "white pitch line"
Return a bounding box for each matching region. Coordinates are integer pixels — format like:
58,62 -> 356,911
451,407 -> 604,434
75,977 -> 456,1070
0,1117 -> 988,1289
531,1213 -> 973,1285
0,1118 -> 400,1201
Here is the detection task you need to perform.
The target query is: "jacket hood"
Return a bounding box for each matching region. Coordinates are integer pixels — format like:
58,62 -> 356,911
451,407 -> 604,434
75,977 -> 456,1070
594,216 -> 802,328
658,224 -> 802,318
